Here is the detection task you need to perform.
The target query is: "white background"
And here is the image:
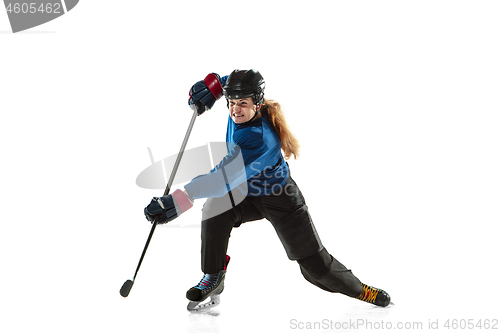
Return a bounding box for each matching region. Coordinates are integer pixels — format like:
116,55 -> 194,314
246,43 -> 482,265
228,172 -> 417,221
1,1 -> 499,332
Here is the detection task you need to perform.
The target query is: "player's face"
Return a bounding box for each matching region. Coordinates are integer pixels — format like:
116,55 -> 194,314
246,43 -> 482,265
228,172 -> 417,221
229,98 -> 258,124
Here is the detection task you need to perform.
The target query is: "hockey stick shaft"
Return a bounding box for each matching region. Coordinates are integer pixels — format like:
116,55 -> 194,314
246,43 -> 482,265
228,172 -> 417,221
135,109 -> 197,278
121,110 -> 198,297
163,110 -> 198,197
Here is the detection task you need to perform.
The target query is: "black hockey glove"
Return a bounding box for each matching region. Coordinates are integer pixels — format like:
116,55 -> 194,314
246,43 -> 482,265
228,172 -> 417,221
188,73 -> 224,115
144,189 -> 194,224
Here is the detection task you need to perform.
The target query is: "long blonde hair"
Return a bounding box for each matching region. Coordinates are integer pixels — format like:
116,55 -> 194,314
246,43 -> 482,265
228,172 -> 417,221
260,99 -> 300,160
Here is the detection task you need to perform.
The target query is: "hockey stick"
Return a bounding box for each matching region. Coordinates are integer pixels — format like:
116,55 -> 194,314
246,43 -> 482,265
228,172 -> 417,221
120,110 -> 198,298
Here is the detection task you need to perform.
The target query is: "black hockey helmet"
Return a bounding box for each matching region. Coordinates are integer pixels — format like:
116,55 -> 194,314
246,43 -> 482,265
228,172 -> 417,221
223,69 -> 265,106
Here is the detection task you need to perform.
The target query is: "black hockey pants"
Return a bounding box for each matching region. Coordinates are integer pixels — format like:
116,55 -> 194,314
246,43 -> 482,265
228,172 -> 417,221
199,176 -> 363,298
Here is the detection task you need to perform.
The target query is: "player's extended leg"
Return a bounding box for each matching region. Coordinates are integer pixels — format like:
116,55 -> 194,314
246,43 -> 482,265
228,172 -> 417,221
297,248 -> 360,295
298,248 -> 391,306
298,249 -> 391,306
259,176 -> 391,307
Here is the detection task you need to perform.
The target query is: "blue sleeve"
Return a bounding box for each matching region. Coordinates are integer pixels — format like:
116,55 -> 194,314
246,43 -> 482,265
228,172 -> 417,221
184,126 -> 280,199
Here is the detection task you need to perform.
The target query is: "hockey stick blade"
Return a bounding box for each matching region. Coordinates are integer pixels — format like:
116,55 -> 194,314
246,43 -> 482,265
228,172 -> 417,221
120,279 -> 134,297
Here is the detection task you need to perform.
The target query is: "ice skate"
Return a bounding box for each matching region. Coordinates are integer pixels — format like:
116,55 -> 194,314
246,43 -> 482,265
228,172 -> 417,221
186,256 -> 230,312
357,282 -> 391,307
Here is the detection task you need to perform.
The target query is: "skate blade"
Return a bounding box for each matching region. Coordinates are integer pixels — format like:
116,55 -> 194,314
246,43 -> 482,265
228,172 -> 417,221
187,294 -> 221,312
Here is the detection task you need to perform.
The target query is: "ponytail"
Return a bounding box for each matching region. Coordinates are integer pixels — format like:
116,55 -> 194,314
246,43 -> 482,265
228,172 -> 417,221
260,99 -> 300,160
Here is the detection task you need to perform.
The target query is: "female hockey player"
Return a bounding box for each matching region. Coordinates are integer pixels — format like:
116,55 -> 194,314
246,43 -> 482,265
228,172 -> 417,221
144,69 -> 391,311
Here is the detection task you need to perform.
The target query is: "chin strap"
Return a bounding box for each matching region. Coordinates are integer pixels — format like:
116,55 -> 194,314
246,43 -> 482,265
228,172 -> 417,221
246,110 -> 260,123
239,104 -> 262,124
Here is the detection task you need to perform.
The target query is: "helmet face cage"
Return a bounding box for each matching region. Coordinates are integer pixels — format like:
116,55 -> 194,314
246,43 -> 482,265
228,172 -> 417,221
224,69 -> 265,107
